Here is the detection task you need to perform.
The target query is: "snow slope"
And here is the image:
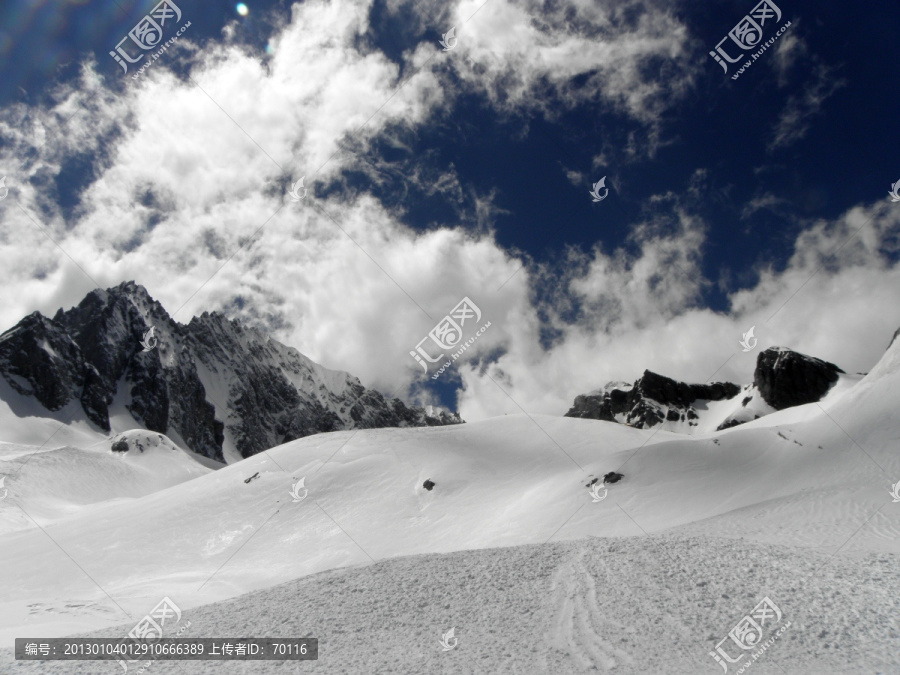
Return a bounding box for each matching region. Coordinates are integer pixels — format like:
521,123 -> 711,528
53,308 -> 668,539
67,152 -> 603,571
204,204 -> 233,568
0,430 -> 216,536
4,536 -> 896,674
0,340 -> 897,672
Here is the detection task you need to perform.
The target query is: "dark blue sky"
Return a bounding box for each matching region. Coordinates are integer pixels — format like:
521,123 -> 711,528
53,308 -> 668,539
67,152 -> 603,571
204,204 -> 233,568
1,0 -> 898,410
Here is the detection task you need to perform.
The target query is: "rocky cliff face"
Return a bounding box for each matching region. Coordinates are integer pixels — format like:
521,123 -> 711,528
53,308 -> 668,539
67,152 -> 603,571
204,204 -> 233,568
0,282 -> 461,461
565,371 -> 740,429
565,346 -> 851,432
752,347 -> 844,411
0,312 -> 111,428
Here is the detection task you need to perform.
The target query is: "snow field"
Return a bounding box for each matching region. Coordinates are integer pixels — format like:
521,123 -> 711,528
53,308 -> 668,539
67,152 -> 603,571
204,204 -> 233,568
1,535 -> 896,674
0,338 -> 897,672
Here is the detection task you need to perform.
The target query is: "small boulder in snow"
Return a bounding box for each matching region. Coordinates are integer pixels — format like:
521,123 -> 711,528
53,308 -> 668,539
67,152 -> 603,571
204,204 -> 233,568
111,439 -> 129,453
423,479 -> 435,491
603,472 -> 623,484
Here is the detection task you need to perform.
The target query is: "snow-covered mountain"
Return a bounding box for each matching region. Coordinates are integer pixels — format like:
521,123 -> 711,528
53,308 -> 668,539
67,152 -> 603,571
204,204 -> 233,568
0,326 -> 897,673
0,282 -> 460,463
565,346 -> 854,434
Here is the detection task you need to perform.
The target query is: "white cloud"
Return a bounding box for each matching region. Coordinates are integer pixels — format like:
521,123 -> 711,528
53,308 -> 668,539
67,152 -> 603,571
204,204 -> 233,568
563,168 -> 584,187
771,29 -> 807,85
769,62 -> 845,152
740,193 -> 787,219
0,0 -> 896,433
455,200 -> 900,420
440,0 -> 697,134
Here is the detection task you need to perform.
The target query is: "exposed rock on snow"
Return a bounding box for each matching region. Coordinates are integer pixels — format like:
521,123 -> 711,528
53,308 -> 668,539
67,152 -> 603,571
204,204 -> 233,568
567,346 -> 849,433
565,370 -> 740,429
110,439 -> 129,453
753,347 -> 844,410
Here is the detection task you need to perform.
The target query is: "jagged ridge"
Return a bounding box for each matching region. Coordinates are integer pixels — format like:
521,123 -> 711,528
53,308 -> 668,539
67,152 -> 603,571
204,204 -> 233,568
565,346 -> 849,432
565,371 -> 740,429
0,282 -> 461,461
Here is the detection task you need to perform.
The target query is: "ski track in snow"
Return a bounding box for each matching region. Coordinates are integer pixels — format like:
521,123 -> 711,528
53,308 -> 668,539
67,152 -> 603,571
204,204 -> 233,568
544,548 -> 633,672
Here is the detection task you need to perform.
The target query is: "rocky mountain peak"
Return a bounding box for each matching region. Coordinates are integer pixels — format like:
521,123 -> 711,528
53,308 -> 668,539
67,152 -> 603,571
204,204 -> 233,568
0,283 -> 462,462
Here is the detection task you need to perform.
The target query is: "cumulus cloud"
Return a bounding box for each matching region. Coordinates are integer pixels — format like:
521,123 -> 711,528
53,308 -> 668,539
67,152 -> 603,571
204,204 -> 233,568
0,0 -> 525,397
0,0 -> 896,432
455,200 -> 900,420
439,0 -> 697,139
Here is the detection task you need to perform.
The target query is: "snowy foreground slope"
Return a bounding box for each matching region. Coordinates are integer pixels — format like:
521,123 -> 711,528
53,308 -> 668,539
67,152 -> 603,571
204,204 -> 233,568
3,537 -> 896,674
0,339 -> 898,673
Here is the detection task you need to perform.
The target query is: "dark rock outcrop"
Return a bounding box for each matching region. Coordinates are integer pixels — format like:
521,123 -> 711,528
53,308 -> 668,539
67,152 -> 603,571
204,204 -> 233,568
423,479 -> 435,491
716,418 -> 748,431
0,312 -> 110,430
603,472 -> 623,484
566,345 -> 849,434
753,348 -> 844,411
565,370 -> 740,429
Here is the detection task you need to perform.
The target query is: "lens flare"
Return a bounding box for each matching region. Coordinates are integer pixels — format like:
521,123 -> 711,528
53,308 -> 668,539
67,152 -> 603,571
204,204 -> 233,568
236,3 -> 249,16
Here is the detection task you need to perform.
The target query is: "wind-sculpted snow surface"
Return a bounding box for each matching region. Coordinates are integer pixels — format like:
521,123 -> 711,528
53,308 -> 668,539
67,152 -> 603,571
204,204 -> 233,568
1,536 -> 896,674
